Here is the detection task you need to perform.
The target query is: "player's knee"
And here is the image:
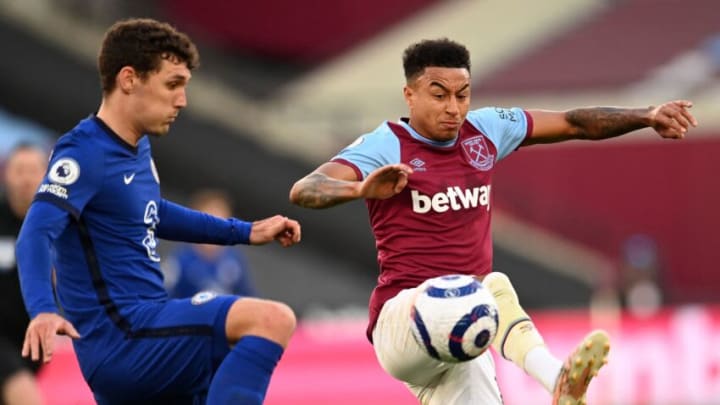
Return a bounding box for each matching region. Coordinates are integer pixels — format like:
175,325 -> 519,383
482,272 -> 518,303
226,299 -> 296,347
482,271 -> 510,291
265,301 -> 297,339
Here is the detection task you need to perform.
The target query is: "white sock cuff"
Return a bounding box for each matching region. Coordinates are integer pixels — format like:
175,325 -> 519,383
524,346 -> 563,393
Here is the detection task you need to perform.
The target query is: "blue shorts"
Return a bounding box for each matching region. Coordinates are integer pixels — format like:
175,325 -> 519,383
86,294 -> 238,405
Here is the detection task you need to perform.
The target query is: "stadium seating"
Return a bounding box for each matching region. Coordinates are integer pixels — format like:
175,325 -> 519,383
475,0 -> 719,94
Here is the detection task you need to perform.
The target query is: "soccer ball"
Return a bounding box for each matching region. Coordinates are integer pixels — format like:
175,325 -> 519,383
411,274 -> 499,363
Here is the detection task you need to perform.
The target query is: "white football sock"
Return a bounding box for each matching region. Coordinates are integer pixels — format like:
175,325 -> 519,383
524,345 -> 563,393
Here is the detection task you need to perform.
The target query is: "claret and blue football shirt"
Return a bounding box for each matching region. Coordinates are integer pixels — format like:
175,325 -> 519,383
331,107 -> 533,339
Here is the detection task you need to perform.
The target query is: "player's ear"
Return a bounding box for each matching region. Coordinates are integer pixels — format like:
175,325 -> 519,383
403,84 -> 414,108
117,66 -> 137,94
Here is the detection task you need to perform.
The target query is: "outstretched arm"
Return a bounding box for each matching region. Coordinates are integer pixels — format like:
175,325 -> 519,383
289,162 -> 362,209
289,161 -> 413,209
157,199 -> 300,247
17,201 -> 81,363
524,100 -> 698,145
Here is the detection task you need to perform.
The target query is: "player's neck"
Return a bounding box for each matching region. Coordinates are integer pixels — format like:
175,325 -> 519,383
97,100 -> 142,146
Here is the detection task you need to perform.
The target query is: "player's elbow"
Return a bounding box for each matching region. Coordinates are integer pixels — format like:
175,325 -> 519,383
289,178 -> 317,208
288,182 -> 302,205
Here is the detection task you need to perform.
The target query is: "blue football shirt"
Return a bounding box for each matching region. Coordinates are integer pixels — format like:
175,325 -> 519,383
17,115 -> 252,386
35,116 -> 166,320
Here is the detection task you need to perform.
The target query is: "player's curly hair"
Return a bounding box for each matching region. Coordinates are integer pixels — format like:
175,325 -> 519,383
98,18 -> 200,93
402,38 -> 470,82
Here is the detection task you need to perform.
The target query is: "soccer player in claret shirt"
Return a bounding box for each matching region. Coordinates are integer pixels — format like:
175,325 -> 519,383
17,18 -> 301,405
290,38 -> 697,405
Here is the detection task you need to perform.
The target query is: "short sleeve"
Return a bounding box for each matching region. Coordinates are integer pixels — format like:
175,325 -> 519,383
35,136 -> 104,219
465,107 -> 532,161
331,122 -> 401,179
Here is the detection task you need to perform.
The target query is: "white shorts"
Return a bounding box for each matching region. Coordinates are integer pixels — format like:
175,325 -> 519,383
372,286 -> 503,405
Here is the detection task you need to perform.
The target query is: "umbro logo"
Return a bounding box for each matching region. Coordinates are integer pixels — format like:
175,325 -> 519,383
123,173 -> 136,185
409,158 -> 426,171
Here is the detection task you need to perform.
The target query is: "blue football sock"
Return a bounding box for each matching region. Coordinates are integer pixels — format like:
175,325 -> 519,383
206,335 -> 284,405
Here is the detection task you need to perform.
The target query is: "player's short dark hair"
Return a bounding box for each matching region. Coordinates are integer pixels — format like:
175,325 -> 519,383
402,38 -> 470,82
98,18 -> 200,93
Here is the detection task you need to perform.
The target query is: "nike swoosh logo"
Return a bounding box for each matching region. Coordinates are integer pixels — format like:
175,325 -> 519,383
123,173 -> 136,185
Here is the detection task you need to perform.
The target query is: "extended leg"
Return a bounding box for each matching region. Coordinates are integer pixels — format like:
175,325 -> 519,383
482,272 -> 609,404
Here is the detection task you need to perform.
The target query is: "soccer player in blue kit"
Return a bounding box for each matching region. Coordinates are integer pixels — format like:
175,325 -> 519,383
163,189 -> 258,299
16,18 -> 301,404
290,38 -> 698,404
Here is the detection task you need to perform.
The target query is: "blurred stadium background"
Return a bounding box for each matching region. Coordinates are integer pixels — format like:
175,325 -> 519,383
0,0 -> 718,404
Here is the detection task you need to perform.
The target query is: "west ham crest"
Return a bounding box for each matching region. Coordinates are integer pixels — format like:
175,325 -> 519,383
461,136 -> 494,171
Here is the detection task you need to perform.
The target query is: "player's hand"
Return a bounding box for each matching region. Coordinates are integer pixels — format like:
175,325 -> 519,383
250,215 -> 301,247
648,100 -> 698,139
22,312 -> 81,364
360,163 -> 413,200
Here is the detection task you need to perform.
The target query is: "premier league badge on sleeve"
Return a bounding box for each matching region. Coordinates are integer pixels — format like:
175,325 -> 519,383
48,158 -> 80,185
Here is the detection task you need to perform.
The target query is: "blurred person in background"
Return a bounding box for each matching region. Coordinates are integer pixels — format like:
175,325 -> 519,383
618,233 -> 663,318
16,18 -> 301,405
0,143 -> 47,405
589,234 -> 664,323
702,34 -> 720,78
290,38 -> 697,405
163,189 -> 258,298
588,266 -> 622,326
